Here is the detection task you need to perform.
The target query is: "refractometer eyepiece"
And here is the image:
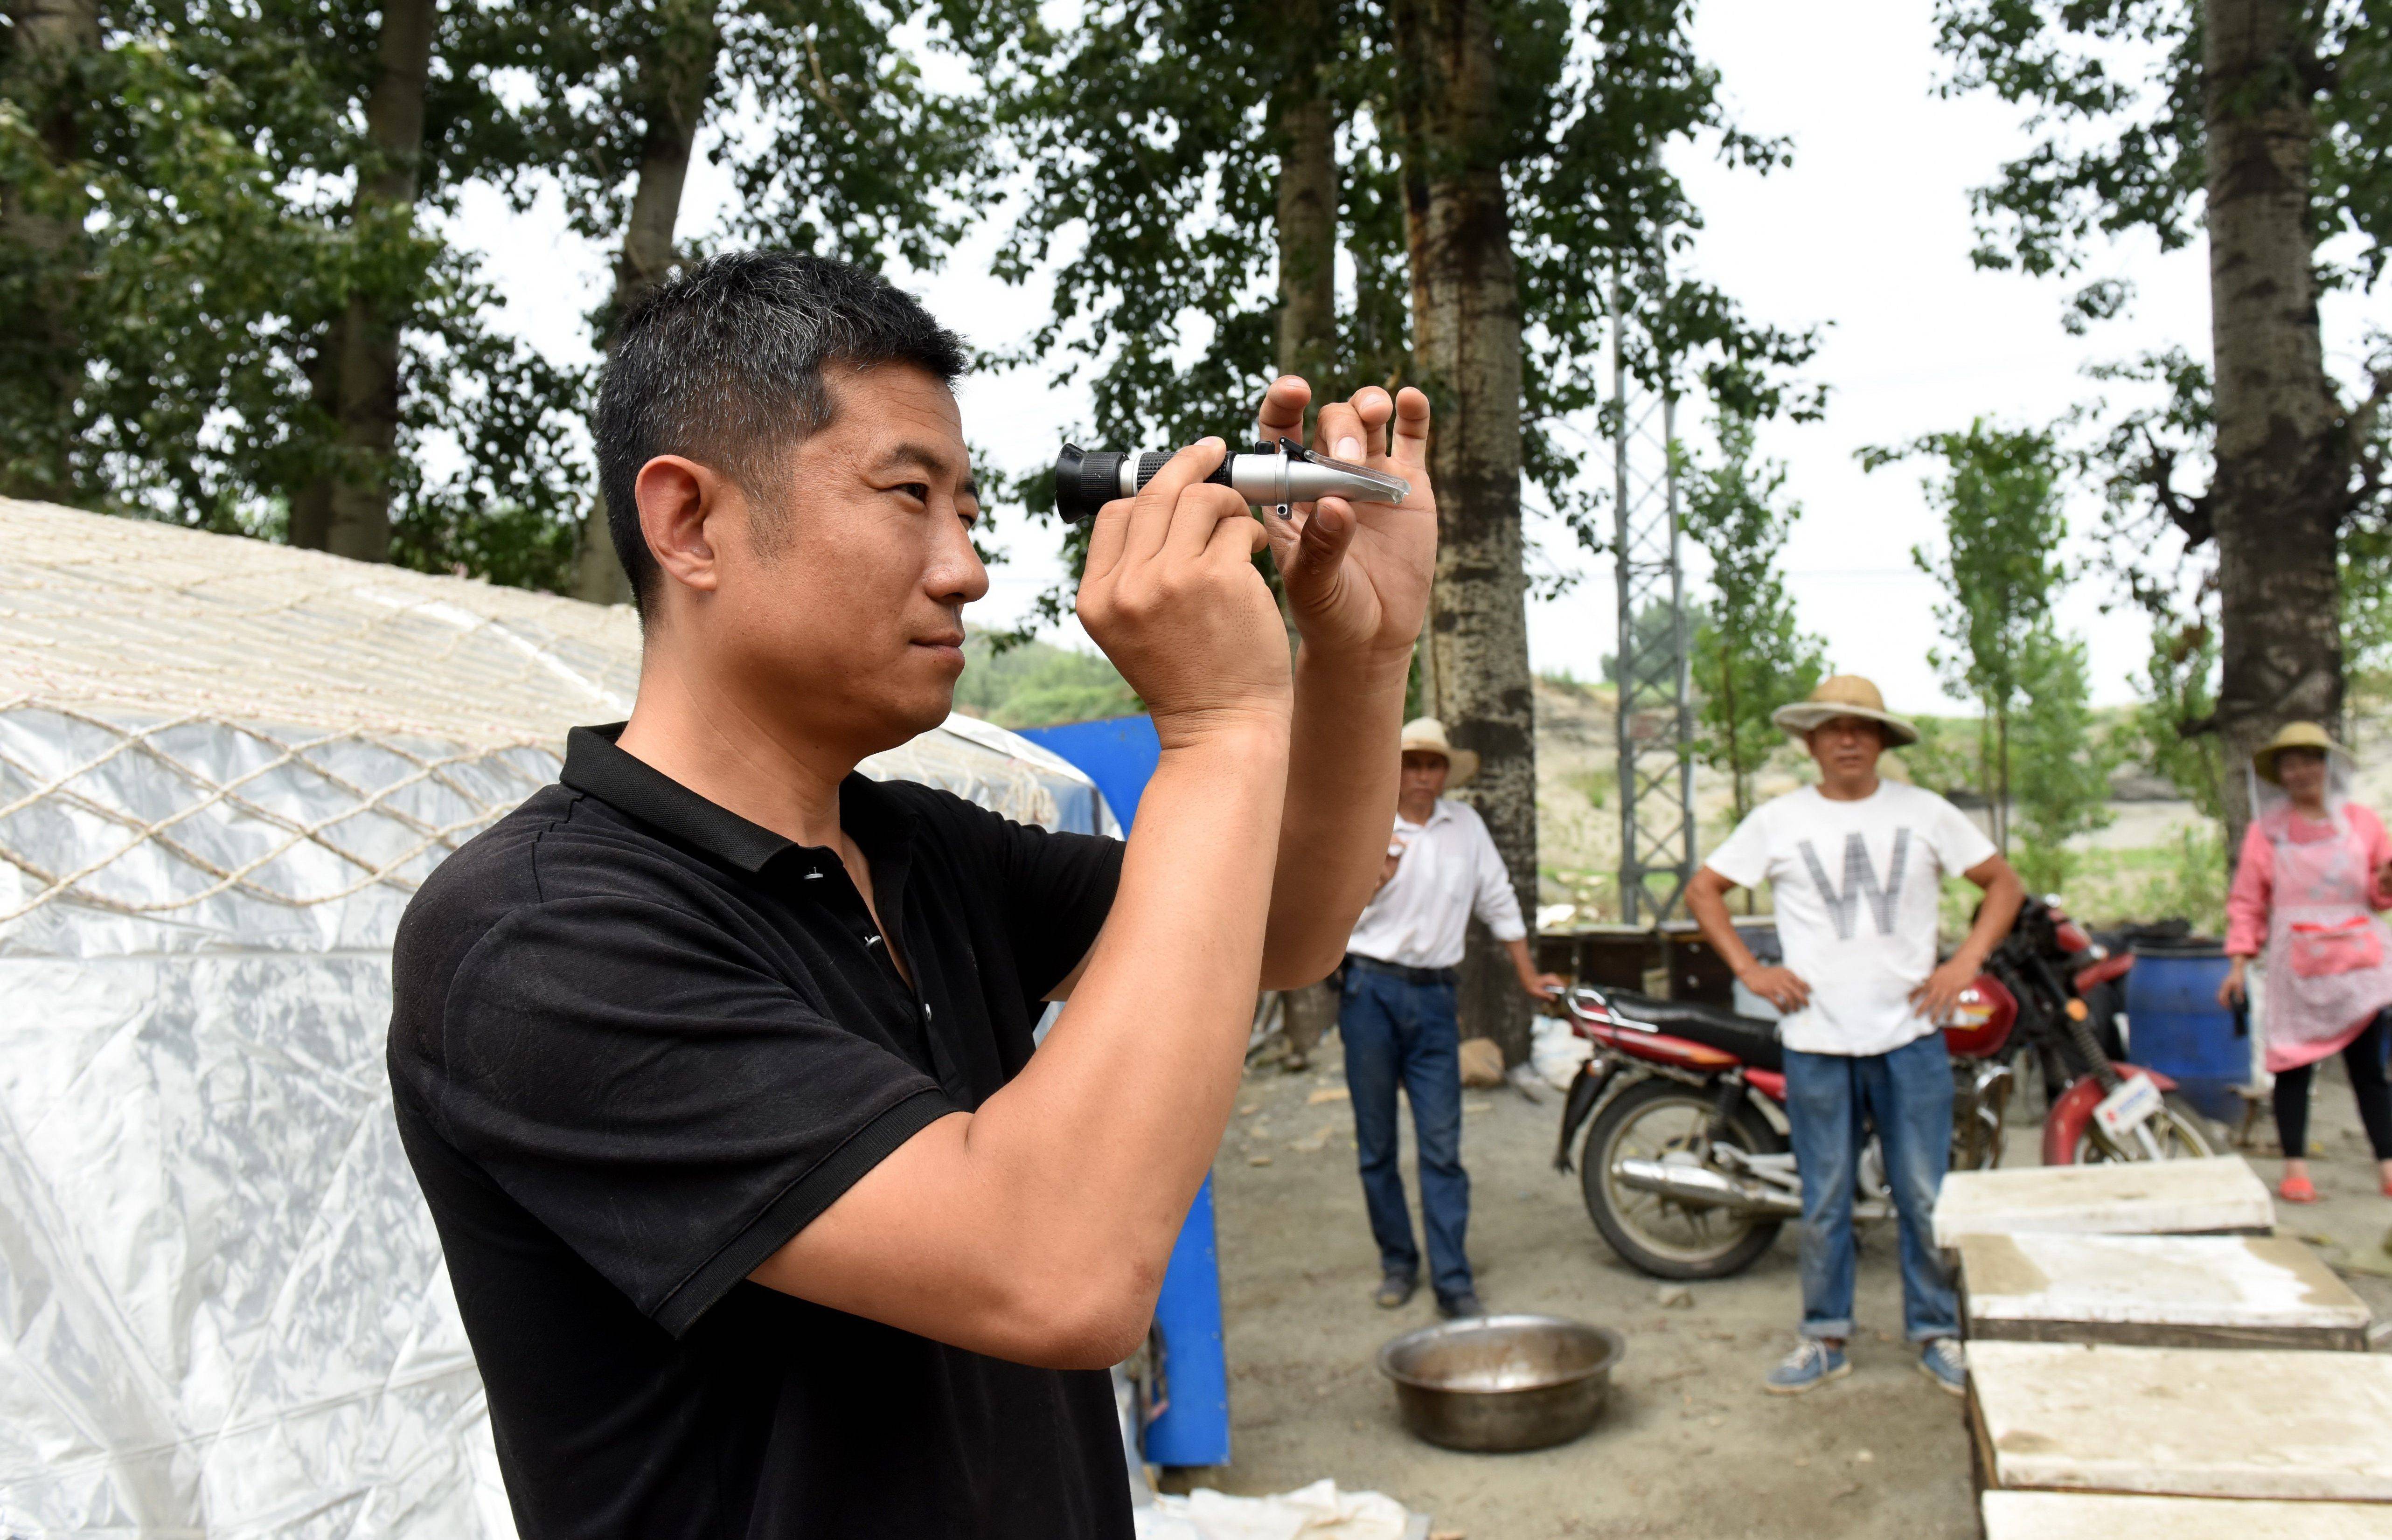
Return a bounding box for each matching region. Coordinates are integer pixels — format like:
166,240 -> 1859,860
1052,438 -> 1411,522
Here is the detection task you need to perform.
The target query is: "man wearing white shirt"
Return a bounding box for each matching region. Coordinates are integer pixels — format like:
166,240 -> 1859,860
1341,718 -> 1564,1317
1686,676 -> 2023,1399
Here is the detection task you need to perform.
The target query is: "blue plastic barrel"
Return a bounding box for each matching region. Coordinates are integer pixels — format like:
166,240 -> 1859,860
2124,941 -> 2244,1122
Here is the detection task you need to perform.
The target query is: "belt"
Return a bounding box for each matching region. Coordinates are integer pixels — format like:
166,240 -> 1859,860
1345,954 -> 1458,986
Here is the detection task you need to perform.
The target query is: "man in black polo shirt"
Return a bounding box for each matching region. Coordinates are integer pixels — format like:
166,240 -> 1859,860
386,251 -> 1436,1538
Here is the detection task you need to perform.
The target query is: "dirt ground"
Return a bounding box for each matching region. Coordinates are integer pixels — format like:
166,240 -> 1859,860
1195,1038 -> 2392,1539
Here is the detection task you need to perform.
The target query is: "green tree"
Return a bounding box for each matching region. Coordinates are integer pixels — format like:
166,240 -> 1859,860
0,0 -> 590,568
489,0 -> 997,601
2135,616 -> 2226,822
2010,624 -> 2119,892
1682,410 -> 1826,825
1865,419 -> 2068,852
1932,0 -> 2392,841
950,634 -> 1140,728
1903,715 -> 1983,802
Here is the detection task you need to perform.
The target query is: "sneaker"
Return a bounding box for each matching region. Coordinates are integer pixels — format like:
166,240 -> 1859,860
1436,1290 -> 1484,1319
1374,1273 -> 1417,1309
1918,1338 -> 1967,1398
1763,1339 -> 1850,1395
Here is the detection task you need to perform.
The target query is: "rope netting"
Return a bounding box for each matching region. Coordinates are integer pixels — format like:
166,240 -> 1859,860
0,499 -> 1078,928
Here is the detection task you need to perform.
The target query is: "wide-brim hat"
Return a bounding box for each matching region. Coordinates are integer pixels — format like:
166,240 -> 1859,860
1770,674 -> 1919,748
2253,720 -> 2350,785
1399,717 -> 1478,786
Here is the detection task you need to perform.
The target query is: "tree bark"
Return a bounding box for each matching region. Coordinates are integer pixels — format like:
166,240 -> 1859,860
0,0 -> 102,502
290,0 -> 438,560
2203,0 -> 2343,844
572,0 -> 721,606
1272,20 -> 1337,390
1392,0 -> 1536,1064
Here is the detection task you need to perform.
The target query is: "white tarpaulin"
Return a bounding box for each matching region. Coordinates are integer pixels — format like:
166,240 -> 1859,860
1135,1482 -> 1426,1540
0,499 -> 1109,1536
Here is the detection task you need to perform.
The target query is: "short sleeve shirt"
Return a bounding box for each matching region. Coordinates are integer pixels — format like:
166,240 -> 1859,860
1704,782 -> 1996,1056
387,725 -> 1129,1539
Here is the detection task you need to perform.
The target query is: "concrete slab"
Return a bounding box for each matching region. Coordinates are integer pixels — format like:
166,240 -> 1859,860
1968,1340 -> 2392,1499
1960,1232 -> 2371,1350
1983,1491 -> 2392,1538
1933,1155 -> 2275,1247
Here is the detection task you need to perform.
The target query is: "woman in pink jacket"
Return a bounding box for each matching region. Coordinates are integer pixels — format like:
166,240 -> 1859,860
2220,722 -> 2392,1203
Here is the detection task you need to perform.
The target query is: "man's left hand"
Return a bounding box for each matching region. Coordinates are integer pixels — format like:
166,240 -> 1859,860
1523,971 -> 1567,1002
1910,956 -> 1981,1025
1253,376 -> 1436,665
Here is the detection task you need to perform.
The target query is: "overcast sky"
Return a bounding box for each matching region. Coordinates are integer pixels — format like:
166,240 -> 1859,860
448,0 -> 2376,714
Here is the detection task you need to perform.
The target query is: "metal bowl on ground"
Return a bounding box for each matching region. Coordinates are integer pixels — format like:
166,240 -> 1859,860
1377,1314 -> 1626,1452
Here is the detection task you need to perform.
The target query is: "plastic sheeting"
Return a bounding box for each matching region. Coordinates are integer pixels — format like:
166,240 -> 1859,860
0,497 -> 1115,1538
1134,1482 -> 1426,1540
0,715 -> 1107,1538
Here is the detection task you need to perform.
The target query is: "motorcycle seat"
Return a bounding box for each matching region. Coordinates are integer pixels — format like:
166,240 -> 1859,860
1605,992 -> 1785,1073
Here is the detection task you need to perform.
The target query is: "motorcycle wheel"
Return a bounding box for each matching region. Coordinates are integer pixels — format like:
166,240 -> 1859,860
1581,1077 -> 1787,1280
2072,1097 -> 2217,1164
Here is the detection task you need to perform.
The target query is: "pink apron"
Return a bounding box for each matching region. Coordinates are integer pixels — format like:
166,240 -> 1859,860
2260,809 -> 2392,1073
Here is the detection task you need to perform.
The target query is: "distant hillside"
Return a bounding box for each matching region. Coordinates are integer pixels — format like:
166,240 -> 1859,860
951,634 -> 1139,729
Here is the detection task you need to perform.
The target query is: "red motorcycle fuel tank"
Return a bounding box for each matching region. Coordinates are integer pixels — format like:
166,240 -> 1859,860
1941,973 -> 2019,1059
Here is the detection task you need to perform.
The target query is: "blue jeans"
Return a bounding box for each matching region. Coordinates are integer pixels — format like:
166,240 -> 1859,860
1783,1033 -> 1957,1343
1339,965 -> 1473,1301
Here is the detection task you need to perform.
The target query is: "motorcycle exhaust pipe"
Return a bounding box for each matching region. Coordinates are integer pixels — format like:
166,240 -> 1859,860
1612,1158 -> 1804,1218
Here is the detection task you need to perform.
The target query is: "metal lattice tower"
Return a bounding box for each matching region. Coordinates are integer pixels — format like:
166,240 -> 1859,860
1610,277 -> 1696,925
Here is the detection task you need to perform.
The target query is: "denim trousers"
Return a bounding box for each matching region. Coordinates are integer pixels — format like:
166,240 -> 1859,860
1782,1032 -> 1958,1342
1338,965 -> 1473,1302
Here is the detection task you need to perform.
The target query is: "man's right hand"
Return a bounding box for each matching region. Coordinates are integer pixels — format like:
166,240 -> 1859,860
1740,964 -> 1812,1014
1076,437 -> 1291,746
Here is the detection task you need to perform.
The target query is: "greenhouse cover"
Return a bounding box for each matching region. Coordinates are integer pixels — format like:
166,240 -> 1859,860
0,499 -> 1108,1537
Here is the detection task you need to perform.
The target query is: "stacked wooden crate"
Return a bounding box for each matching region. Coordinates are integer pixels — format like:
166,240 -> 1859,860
1933,1156 -> 2392,1537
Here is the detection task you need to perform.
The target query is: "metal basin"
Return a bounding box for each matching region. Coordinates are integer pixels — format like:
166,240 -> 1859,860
1377,1314 -> 1625,1452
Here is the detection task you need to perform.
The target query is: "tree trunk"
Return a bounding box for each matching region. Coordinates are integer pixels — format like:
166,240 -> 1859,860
1272,27 -> 1337,391
0,0 -> 102,502
1393,0 -> 1535,1064
572,0 -> 721,606
291,0 -> 438,560
1995,704 -> 2010,853
2203,0 -> 2342,845
1262,8 -> 1339,647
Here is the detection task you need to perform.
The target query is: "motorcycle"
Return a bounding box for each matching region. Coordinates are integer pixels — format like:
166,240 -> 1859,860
1551,896 -> 2214,1280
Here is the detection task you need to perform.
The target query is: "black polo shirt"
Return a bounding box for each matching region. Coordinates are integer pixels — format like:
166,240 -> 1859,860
387,725 -> 1130,1539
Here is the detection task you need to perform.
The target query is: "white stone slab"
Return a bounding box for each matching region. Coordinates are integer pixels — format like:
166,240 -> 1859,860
1969,1341 -> 2392,1500
1961,1233 -> 2370,1344
1933,1155 -> 2274,1247
1984,1491 -> 2392,1539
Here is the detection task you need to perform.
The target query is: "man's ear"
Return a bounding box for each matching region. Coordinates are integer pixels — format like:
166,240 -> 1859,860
634,455 -> 732,599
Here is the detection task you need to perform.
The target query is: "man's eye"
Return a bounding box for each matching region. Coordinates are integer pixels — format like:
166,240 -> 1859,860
895,482 -> 931,504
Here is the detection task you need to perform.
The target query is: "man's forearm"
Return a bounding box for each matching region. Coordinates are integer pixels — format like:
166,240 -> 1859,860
759,723 -> 1290,1367
1956,869 -> 2025,968
1685,874 -> 1760,978
1259,643 -> 1411,985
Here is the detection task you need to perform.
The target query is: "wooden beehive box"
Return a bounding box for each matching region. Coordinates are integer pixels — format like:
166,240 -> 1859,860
1983,1491 -> 2392,1538
1933,1155 -> 2274,1248
1968,1341 -> 2392,1500
1959,1232 -> 2370,1351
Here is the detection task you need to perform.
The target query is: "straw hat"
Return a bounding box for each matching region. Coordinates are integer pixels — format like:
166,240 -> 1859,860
2253,720 -> 2349,785
1770,675 -> 1919,748
1399,717 -> 1478,786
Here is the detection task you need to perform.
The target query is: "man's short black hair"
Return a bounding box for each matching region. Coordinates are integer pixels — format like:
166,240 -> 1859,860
594,251 -> 969,616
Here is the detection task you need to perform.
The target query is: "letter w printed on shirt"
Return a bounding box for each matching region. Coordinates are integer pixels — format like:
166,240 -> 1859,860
1796,830 -> 1911,940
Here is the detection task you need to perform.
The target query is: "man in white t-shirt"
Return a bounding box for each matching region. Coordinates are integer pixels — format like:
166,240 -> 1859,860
1686,676 -> 2023,1398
